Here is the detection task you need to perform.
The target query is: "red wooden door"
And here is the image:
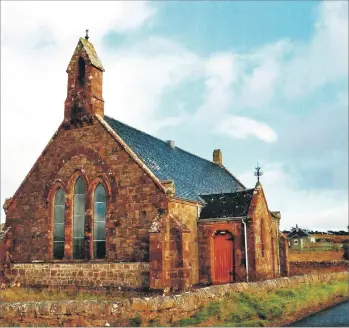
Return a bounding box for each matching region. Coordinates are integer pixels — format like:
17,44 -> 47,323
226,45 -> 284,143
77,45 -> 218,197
213,233 -> 234,284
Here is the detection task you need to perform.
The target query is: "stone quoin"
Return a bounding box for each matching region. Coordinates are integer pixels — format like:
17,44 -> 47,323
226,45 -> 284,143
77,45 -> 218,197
1,35 -> 289,291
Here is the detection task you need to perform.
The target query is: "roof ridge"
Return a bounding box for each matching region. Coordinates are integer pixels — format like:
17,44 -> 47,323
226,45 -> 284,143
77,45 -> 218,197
201,188 -> 254,196
104,115 -> 235,169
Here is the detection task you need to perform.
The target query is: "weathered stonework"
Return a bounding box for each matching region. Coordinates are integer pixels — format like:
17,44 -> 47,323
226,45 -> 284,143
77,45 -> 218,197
279,234 -> 290,276
168,199 -> 200,285
4,120 -> 168,263
198,220 -> 247,284
247,183 -> 279,280
290,260 -> 349,276
4,262 -> 149,289
1,272 -> 347,326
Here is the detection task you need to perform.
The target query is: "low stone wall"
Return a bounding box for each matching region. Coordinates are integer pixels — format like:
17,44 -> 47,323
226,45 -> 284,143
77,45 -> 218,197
290,260 -> 349,276
1,271 -> 347,325
5,262 -> 149,289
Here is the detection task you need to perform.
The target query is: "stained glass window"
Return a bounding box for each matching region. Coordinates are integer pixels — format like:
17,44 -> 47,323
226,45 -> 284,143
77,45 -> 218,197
93,184 -> 106,259
73,177 -> 85,259
53,188 -> 65,259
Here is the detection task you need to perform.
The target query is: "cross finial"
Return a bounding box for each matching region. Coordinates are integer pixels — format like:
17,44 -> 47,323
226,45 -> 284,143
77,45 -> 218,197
85,29 -> 89,40
254,162 -> 263,182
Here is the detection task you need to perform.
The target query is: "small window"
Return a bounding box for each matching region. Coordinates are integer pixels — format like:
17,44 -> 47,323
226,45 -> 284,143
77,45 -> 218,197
78,57 -> 85,84
53,188 -> 65,259
73,177 -> 85,259
294,239 -> 298,245
140,210 -> 147,225
93,184 -> 106,259
260,218 -> 265,257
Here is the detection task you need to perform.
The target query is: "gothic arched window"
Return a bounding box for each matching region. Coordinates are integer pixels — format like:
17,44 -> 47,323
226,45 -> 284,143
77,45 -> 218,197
73,177 -> 85,259
261,218 -> 265,257
53,188 -> 65,259
78,57 -> 85,84
93,184 -> 106,259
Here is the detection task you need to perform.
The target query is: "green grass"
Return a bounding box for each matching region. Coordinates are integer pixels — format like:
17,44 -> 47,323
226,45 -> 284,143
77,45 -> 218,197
291,243 -> 343,252
179,302 -> 221,326
177,278 -> 349,327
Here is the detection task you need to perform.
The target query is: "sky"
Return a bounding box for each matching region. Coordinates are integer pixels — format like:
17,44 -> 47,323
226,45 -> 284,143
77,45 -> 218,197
1,1 -> 348,230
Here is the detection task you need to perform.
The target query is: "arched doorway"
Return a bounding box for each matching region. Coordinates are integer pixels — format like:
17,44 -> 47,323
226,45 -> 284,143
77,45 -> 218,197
212,231 -> 234,284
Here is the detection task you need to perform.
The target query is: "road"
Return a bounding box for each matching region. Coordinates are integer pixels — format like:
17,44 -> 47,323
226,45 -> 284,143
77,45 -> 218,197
290,301 -> 349,327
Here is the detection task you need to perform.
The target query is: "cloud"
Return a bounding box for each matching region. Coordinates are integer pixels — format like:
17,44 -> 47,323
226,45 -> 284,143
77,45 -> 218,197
203,1 -> 348,113
190,0 -> 348,145
104,36 -> 202,130
0,1 -> 158,223
281,1 -> 348,99
213,116 -> 278,142
0,3 -> 203,225
1,1 -> 156,48
239,163 -> 348,231
193,53 -> 237,121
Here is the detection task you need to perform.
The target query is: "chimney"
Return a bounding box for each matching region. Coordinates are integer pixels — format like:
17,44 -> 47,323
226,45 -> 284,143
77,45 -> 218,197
167,140 -> 175,149
296,224 -> 299,232
161,180 -> 175,195
213,149 -> 223,166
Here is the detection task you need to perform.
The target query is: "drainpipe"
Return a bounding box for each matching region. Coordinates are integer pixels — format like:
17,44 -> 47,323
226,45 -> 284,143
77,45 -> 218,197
242,218 -> 249,283
277,224 -> 281,275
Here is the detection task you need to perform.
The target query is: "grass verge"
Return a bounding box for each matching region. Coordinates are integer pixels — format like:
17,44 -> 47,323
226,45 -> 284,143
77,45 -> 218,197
177,278 -> 349,327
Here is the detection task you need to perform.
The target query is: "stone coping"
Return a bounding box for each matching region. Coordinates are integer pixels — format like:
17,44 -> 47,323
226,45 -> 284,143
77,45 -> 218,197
1,271 -> 348,319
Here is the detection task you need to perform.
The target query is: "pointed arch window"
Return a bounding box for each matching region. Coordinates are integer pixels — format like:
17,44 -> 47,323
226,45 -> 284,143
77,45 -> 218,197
73,177 -> 85,259
261,218 -> 265,257
78,57 -> 85,84
93,184 -> 106,259
53,188 -> 65,259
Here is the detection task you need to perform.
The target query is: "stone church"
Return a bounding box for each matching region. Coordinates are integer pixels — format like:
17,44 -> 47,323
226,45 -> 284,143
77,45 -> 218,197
2,35 -> 289,291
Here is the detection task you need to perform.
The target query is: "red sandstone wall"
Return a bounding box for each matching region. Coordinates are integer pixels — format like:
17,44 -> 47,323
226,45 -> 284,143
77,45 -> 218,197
280,236 -> 290,276
198,220 -> 246,284
168,200 -> 199,285
6,262 -> 149,289
248,185 -> 278,281
0,239 -> 5,264
0,239 -> 5,282
290,261 -> 349,276
64,40 -> 104,121
4,120 -> 168,262
271,219 -> 280,276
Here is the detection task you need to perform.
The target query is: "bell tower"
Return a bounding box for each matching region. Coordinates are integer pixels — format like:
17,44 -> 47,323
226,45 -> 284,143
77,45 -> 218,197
64,31 -> 105,127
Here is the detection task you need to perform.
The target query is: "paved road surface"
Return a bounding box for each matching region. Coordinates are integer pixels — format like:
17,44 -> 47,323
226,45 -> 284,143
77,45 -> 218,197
290,301 -> 349,327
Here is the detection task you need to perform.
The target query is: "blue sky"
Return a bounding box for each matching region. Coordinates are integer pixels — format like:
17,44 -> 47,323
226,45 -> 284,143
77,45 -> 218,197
1,1 -> 348,230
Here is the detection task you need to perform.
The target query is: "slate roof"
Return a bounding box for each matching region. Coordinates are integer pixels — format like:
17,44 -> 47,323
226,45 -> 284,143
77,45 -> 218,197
288,228 -> 311,238
199,189 -> 254,219
104,116 -> 245,202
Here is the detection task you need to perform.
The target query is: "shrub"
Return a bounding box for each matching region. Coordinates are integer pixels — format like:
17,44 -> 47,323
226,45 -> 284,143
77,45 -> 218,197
128,315 -> 142,327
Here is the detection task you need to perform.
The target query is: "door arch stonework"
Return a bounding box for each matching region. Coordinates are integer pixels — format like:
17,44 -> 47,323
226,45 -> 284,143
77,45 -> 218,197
212,231 -> 234,284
